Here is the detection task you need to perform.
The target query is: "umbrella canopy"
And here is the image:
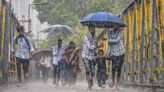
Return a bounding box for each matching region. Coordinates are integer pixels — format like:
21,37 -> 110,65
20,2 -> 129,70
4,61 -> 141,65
32,49 -> 53,61
42,24 -> 75,34
80,12 -> 125,28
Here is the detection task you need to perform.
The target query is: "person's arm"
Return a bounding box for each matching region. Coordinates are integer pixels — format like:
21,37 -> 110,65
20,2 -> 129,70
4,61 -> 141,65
26,36 -> 34,60
27,36 -> 34,53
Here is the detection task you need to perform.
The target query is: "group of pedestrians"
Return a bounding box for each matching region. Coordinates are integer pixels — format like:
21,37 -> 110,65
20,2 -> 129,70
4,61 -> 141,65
11,24 -> 124,90
82,25 -> 124,90
52,39 -> 80,87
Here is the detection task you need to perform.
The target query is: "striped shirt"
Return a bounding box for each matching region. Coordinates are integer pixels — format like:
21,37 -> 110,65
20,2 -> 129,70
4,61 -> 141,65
82,33 -> 98,60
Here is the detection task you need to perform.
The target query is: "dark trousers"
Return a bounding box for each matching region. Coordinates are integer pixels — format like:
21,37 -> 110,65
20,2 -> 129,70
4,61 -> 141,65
97,69 -> 108,86
41,66 -> 50,82
83,58 -> 96,88
16,57 -> 29,83
111,54 -> 124,82
53,64 -> 60,85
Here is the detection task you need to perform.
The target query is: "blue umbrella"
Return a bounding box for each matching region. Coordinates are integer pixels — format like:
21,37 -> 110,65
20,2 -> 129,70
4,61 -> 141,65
80,12 -> 125,28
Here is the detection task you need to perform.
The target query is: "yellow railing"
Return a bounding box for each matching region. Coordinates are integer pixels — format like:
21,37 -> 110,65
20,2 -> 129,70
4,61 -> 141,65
98,0 -> 164,85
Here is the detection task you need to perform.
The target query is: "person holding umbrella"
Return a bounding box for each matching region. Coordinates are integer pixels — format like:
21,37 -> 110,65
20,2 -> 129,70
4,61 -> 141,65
82,26 -> 101,90
80,12 -> 125,90
52,39 -> 65,87
108,24 -> 124,88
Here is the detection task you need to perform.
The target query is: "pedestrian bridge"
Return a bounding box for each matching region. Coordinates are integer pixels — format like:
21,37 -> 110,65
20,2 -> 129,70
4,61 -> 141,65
0,0 -> 164,92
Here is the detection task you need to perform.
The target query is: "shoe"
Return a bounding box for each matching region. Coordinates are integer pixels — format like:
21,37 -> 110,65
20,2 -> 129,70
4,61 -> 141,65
98,84 -> 105,88
17,83 -> 22,87
109,82 -> 115,88
101,84 -> 105,88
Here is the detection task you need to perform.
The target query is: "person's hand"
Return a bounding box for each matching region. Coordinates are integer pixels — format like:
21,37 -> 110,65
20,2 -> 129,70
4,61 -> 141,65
96,43 -> 103,48
29,54 -> 33,60
102,37 -> 108,41
11,52 -> 15,58
106,54 -> 111,58
29,51 -> 34,60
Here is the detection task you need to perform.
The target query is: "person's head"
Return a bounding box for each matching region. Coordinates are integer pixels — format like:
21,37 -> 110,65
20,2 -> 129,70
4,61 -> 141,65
18,26 -> 25,37
57,39 -> 62,47
88,26 -> 95,36
69,41 -> 75,48
98,49 -> 104,57
113,24 -> 119,31
45,52 -> 49,57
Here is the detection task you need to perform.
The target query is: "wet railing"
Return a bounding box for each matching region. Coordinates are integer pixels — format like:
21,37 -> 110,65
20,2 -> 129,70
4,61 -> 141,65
98,0 -> 164,90
0,1 -> 19,83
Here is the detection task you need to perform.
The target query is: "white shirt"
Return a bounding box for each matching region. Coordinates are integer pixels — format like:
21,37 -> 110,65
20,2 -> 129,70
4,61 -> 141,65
52,46 -> 65,65
11,36 -> 34,59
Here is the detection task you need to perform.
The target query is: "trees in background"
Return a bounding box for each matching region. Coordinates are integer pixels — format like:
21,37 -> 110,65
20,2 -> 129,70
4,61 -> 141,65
34,0 -> 131,48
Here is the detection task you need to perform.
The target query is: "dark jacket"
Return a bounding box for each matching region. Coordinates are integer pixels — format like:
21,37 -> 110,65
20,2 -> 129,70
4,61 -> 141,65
96,57 -> 106,72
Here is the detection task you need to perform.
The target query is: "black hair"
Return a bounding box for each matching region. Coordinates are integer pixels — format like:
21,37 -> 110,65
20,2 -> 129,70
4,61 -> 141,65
17,25 -> 25,33
58,39 -> 62,42
98,49 -> 104,54
69,41 -> 75,45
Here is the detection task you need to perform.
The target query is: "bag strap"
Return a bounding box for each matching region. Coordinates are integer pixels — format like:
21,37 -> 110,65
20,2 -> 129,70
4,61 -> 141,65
24,36 -> 31,51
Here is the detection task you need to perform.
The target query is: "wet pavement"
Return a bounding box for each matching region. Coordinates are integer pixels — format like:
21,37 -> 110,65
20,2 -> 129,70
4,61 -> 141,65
0,80 -> 160,92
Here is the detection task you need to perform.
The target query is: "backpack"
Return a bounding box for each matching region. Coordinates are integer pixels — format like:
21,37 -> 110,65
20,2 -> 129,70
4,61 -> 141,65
15,36 -> 31,51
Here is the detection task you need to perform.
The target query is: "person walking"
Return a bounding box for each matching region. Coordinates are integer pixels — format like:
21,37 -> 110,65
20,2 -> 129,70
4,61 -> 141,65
11,26 -> 34,87
108,25 -> 124,88
52,39 -> 65,87
96,50 -> 108,88
82,26 -> 102,90
40,53 -> 52,83
64,41 -> 80,86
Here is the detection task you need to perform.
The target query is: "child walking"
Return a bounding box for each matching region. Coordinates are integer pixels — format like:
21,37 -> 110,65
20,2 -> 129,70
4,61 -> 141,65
96,50 -> 108,88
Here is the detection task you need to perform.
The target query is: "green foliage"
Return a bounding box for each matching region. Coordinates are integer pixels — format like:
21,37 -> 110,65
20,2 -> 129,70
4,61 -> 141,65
34,0 -> 132,48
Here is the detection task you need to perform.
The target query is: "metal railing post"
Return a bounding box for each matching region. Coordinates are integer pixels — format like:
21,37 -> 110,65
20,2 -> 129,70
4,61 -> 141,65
139,0 -> 145,83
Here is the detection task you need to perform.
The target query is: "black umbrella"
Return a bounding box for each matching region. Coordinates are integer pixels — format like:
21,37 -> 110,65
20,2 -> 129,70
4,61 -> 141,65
32,49 -> 52,61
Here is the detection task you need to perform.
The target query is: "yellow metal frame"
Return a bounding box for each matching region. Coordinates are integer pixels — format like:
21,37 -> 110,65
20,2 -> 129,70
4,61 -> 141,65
97,0 -> 164,83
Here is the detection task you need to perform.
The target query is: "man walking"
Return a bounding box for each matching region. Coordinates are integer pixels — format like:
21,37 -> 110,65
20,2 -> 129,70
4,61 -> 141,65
108,25 -> 124,88
11,26 -> 34,87
52,39 -> 65,87
82,26 -> 99,90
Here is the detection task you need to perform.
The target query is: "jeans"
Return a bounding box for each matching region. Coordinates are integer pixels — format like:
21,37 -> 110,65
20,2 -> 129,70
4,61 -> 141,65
16,57 -> 29,83
83,58 -> 96,88
53,64 -> 60,85
111,54 -> 124,82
